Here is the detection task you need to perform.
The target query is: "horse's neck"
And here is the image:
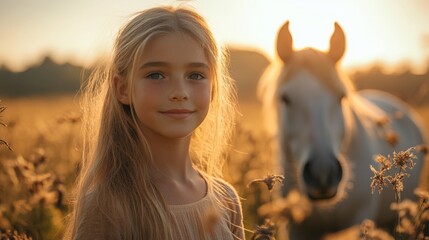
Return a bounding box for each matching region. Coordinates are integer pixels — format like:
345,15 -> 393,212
343,98 -> 382,161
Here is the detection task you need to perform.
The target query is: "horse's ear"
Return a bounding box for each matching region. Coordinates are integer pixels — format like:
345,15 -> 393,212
328,22 -> 346,64
277,21 -> 294,63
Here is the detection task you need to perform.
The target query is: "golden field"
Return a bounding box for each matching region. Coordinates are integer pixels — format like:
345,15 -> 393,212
0,95 -> 428,239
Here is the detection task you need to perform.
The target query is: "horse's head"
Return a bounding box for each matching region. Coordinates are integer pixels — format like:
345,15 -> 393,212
272,21 -> 353,202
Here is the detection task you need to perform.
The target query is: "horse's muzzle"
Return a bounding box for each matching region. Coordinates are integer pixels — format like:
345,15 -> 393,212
303,156 -> 343,200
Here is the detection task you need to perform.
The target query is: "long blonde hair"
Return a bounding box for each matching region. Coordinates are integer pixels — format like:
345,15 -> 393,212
65,6 -> 237,239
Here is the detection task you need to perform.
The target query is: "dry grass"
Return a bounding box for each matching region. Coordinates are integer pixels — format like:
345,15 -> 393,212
0,96 -> 81,239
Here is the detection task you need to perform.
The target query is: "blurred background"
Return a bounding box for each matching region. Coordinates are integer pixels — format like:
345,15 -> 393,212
1,0 -> 428,125
1,0 -> 429,72
0,0 -> 428,239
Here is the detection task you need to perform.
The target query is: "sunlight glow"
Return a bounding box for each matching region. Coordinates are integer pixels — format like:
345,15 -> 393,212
221,0 -> 353,59
288,21 -> 334,51
0,0 -> 428,72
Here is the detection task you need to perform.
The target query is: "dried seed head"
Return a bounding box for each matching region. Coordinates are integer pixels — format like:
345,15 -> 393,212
370,165 -> 389,194
390,172 -> 408,194
247,174 -> 285,191
374,154 -> 392,171
250,219 -> 276,240
393,148 -> 417,170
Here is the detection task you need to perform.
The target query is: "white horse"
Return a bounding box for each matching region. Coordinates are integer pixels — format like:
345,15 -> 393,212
258,21 -> 428,239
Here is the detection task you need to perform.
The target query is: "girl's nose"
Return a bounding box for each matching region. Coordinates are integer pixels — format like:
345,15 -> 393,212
169,79 -> 189,101
169,93 -> 188,101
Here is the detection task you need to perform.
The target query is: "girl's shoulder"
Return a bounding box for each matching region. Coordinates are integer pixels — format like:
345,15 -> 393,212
209,176 -> 245,238
209,176 -> 240,203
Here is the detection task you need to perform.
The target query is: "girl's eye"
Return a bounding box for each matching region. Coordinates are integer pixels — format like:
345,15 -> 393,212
146,72 -> 164,80
189,73 -> 205,80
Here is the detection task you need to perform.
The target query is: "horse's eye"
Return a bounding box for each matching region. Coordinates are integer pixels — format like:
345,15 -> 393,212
281,94 -> 291,105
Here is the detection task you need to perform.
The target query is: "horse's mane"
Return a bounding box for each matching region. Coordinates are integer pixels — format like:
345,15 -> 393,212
257,48 -> 388,135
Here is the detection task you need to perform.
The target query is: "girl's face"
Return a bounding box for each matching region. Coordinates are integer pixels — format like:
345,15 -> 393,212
129,32 -> 212,140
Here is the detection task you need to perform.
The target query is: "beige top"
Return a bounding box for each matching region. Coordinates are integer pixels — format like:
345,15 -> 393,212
168,178 -> 245,240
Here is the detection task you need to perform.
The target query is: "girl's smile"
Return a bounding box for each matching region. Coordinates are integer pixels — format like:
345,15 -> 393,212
159,109 -> 196,120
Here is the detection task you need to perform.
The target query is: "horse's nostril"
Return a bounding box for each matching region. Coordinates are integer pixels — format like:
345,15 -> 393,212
303,157 -> 343,200
335,159 -> 343,182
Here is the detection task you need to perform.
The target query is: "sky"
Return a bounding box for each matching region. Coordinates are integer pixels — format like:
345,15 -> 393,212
0,0 -> 428,73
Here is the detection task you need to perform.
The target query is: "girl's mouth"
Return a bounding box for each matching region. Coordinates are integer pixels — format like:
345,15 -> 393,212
160,109 -> 194,119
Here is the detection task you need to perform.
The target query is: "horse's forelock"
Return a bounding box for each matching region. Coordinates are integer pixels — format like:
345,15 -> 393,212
283,48 -> 352,99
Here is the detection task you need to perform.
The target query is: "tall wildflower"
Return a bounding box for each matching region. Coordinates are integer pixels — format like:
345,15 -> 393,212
370,146 -> 421,202
369,145 -> 428,239
247,172 -> 312,239
247,174 -> 284,240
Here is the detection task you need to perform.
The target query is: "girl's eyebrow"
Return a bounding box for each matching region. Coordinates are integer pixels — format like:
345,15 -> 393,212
187,62 -> 209,69
139,61 -> 209,69
139,61 -> 168,69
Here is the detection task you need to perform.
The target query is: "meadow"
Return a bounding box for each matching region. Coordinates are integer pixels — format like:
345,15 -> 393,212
0,94 -> 428,239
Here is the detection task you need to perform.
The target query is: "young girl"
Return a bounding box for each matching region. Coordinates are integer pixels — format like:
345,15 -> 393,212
65,5 -> 244,240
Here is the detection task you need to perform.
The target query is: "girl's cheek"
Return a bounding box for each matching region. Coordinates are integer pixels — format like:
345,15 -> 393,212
199,85 -> 212,105
137,81 -> 164,94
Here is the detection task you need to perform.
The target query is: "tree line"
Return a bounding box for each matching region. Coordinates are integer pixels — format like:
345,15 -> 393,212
0,51 -> 428,106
